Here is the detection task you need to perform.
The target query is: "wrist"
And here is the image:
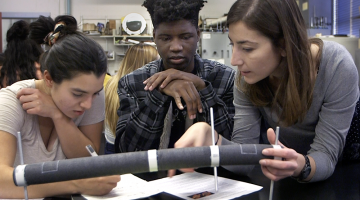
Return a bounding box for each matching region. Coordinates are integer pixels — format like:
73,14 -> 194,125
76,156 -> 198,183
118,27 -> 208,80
292,154 -> 305,177
292,154 -> 311,181
51,110 -> 68,122
70,180 -> 81,194
196,80 -> 206,91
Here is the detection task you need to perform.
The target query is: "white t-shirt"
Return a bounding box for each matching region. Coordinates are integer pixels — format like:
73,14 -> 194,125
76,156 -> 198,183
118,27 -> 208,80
0,79 -> 105,167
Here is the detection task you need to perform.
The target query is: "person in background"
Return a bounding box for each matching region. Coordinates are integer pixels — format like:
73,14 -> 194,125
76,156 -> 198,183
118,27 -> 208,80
170,0 -> 359,183
0,20 -> 43,89
0,15 -> 119,198
104,43 -> 159,154
114,0 -> 236,153
103,72 -> 112,89
0,53 -> 4,69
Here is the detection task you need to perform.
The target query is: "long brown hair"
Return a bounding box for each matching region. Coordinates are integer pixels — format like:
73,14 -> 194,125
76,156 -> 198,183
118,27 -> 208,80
227,0 -> 322,126
105,44 -> 158,135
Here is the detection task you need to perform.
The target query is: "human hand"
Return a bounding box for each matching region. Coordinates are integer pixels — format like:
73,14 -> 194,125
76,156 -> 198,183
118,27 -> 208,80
168,122 -> 220,177
74,175 -> 120,196
161,80 -> 203,119
259,128 -> 299,181
143,69 -> 206,91
16,88 -> 62,119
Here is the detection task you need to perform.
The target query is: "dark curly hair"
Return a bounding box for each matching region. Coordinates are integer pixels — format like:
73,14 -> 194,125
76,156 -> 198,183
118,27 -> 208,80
0,53 -> 4,66
0,20 -> 43,88
142,0 -> 206,29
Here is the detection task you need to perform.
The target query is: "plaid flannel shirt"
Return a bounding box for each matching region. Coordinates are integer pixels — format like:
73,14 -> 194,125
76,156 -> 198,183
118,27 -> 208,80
115,54 -> 235,152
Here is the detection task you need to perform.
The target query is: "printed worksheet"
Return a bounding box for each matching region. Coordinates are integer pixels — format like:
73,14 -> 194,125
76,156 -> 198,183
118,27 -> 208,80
82,174 -> 162,200
149,172 -> 262,200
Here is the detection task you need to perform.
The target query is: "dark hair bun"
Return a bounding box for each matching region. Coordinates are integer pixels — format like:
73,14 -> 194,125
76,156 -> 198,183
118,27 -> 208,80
29,15 -> 55,45
6,20 -> 30,42
54,15 -> 78,34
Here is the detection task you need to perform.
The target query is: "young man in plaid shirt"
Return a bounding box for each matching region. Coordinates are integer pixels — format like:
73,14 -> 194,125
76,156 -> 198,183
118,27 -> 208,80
114,0 -> 235,153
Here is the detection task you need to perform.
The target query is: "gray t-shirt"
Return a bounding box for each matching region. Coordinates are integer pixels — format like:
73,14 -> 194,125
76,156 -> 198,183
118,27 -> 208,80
0,79 -> 105,167
223,40 -> 359,182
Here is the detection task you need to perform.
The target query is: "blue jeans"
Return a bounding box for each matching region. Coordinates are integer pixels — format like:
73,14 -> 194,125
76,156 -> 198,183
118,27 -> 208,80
104,141 -> 116,154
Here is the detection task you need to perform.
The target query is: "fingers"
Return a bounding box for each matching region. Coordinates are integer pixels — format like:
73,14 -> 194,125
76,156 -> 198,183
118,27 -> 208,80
262,148 -> 297,160
158,76 -> 174,90
21,103 -> 41,115
163,80 -> 201,119
174,96 -> 184,110
106,175 -> 121,183
179,168 -> 195,173
144,69 -> 183,91
16,88 -> 37,98
267,128 -> 286,148
259,148 -> 299,181
144,74 -> 163,91
266,128 -> 276,145
96,175 -> 121,193
75,176 -> 120,196
16,88 -> 40,101
17,90 -> 42,114
168,169 -> 176,178
197,96 -> 203,113
260,165 -> 288,181
260,160 -> 297,181
168,168 -> 195,178
178,82 -> 201,119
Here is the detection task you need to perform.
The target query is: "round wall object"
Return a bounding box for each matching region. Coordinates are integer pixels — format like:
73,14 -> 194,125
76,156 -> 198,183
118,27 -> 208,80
122,13 -> 146,35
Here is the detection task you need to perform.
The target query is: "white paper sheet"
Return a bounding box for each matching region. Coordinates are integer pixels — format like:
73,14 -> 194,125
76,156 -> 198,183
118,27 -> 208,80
82,174 -> 162,200
149,172 -> 262,200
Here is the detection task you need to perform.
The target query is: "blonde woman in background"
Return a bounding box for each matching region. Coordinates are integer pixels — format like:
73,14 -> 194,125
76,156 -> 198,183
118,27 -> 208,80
104,44 -> 158,154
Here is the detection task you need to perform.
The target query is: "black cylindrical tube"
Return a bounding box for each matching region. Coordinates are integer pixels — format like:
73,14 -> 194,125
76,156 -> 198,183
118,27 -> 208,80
14,144 -> 274,186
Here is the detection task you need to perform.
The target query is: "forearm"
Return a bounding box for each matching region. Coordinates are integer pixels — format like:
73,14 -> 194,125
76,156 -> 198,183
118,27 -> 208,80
0,165 -> 77,198
306,151 -> 335,182
53,113 -> 99,158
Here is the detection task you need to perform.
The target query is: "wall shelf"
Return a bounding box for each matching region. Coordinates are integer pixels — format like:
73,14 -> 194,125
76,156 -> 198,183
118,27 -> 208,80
79,16 -> 154,75
114,35 -> 154,46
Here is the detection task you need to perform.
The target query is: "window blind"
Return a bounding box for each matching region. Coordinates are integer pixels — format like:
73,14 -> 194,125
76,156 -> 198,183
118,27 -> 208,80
336,0 -> 360,37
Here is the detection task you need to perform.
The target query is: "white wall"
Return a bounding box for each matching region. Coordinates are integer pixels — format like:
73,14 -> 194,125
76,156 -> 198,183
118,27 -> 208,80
1,0 -> 236,74
0,0 -> 65,18
0,0 -> 234,21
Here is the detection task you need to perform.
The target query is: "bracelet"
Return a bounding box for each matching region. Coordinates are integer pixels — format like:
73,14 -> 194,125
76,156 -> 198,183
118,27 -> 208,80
215,133 -> 220,145
291,155 -> 311,182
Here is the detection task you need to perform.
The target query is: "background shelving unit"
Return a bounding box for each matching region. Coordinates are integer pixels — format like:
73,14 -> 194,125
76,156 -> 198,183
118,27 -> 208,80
80,15 -> 154,75
113,35 -> 154,46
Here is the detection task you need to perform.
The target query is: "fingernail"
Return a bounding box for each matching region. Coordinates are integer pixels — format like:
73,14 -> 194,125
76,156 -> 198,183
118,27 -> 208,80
144,86 -> 148,90
263,149 -> 269,154
199,108 -> 202,113
259,160 -> 266,165
149,86 -> 153,90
